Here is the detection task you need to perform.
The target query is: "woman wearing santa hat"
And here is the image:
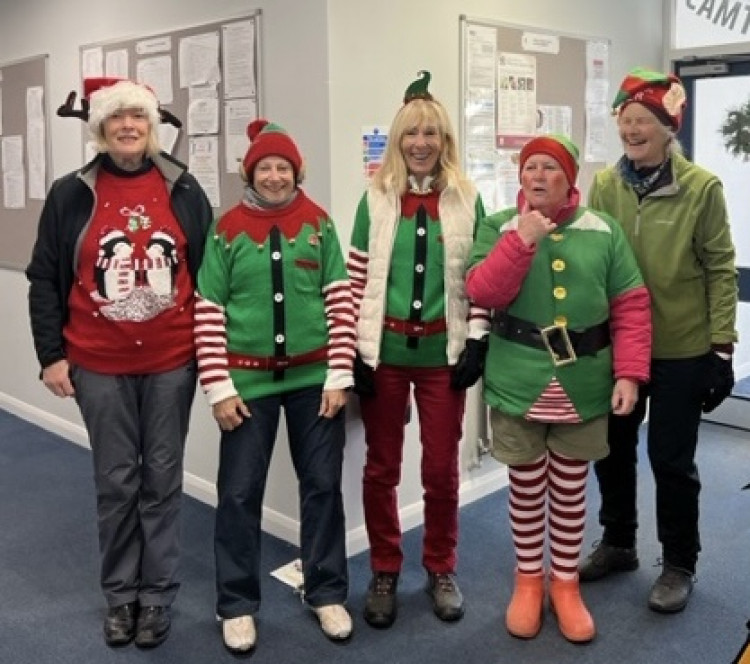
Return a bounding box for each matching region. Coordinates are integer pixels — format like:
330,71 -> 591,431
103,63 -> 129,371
194,119 -> 356,653
26,78 -> 212,648
579,67 -> 738,614
466,134 -> 651,643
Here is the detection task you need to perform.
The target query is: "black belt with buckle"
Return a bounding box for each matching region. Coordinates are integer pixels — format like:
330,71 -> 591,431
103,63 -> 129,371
491,312 -> 610,366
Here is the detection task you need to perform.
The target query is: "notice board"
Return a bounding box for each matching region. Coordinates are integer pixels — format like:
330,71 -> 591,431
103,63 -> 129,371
79,11 -> 262,215
459,16 -> 610,214
0,54 -> 50,271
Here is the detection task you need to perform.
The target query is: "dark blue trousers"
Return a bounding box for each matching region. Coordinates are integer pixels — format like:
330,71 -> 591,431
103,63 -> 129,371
593,355 -> 708,572
214,385 -> 348,618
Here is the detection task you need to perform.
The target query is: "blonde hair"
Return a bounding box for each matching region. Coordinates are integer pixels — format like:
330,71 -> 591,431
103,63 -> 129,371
373,98 -> 464,194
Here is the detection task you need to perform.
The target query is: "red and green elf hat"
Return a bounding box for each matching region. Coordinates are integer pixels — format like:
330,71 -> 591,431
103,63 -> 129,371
242,119 -> 303,179
519,134 -> 579,187
612,67 -> 687,130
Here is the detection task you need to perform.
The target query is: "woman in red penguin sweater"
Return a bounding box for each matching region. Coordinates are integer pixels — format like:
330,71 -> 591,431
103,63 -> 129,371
26,78 -> 212,648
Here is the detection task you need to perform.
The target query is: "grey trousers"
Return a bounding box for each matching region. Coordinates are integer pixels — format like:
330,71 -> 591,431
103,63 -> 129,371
72,362 -> 196,608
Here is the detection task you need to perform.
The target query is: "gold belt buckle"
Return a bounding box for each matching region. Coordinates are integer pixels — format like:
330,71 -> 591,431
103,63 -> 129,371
539,324 -> 577,367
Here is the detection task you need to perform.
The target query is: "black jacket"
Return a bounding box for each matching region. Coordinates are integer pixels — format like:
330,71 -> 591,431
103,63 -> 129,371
26,151 -> 213,369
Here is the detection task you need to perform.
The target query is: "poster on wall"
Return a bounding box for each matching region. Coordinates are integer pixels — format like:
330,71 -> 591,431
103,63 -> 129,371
495,52 -> 537,149
362,125 -> 388,180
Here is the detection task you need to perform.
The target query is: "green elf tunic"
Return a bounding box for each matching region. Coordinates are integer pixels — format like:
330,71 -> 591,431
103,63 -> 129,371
348,183 -> 489,369
467,203 -> 649,422
195,190 -> 355,403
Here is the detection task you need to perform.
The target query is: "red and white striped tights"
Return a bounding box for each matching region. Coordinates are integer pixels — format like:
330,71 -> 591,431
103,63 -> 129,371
508,450 -> 588,581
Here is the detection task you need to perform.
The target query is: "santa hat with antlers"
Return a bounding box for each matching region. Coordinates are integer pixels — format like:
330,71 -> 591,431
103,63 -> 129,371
56,77 -> 183,157
57,77 -> 182,132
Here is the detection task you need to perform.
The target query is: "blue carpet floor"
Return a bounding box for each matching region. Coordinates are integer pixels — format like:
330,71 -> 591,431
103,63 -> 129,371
1,407 -> 749,663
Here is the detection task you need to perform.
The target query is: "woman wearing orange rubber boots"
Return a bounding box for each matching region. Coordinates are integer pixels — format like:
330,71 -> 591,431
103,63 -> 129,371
466,134 -> 651,642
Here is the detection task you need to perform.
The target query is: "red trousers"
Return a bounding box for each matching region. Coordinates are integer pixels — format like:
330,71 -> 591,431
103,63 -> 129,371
359,363 -> 466,574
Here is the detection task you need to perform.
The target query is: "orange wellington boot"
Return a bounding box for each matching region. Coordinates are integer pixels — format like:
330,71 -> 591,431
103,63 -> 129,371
548,573 -> 595,643
505,571 -> 545,638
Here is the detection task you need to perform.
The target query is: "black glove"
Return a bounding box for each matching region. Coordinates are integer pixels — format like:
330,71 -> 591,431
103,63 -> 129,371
353,352 -> 376,397
701,351 -> 734,413
450,338 -> 488,391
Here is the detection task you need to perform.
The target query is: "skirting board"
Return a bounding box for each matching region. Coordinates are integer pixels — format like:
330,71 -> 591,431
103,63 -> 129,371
0,390 -> 508,557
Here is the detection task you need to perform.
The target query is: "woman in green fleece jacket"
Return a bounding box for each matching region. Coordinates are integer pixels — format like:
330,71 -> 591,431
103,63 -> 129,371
579,67 -> 738,615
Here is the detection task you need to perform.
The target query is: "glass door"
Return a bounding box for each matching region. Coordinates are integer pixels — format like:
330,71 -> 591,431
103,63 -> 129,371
676,59 -> 750,416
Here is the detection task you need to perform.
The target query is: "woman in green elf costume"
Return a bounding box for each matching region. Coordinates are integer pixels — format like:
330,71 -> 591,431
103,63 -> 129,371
348,71 -> 490,629
466,134 -> 651,643
194,120 -> 356,653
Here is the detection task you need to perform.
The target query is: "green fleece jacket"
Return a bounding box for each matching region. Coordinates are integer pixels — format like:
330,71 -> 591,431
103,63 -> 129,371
588,152 -> 737,358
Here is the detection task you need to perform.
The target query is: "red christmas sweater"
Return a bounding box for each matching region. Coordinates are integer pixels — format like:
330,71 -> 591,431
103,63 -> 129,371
64,167 -> 195,374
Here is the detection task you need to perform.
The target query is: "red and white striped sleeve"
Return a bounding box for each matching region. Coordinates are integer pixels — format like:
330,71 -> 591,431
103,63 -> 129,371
346,246 -> 368,322
194,293 -> 238,405
323,278 -> 356,391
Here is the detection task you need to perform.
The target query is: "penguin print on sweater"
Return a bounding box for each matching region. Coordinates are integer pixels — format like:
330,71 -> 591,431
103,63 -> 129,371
94,229 -> 135,302
90,224 -> 179,322
144,231 -> 178,297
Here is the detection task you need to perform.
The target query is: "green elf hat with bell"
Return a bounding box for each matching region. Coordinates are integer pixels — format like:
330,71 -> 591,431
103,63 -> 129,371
611,67 -> 687,130
403,70 -> 434,103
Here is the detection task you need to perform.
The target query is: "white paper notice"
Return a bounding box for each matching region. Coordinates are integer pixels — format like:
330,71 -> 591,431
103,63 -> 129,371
2,171 -> 25,209
81,47 -> 104,78
2,135 -> 25,209
585,40 -> 610,162
26,86 -> 46,200
2,135 -> 23,171
496,52 -> 538,149
187,85 -> 220,135
521,32 -> 560,55
222,20 -> 256,99
136,36 -> 172,56
270,558 -> 304,594
586,40 -> 610,104
224,98 -> 257,173
137,56 -> 174,104
158,123 -> 180,155
189,136 -> 220,208
585,103 -> 610,163
464,24 -> 500,213
467,24 -> 497,88
105,49 -> 129,79
179,32 -> 221,89
536,104 -> 572,137
494,149 -> 522,213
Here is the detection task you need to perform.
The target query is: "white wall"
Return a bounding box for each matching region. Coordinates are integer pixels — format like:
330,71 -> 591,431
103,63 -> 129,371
0,0 -> 664,555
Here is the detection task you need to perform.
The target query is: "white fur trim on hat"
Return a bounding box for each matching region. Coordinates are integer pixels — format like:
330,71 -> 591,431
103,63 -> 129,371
87,80 -> 160,135
149,230 -> 175,243
100,228 -> 127,246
